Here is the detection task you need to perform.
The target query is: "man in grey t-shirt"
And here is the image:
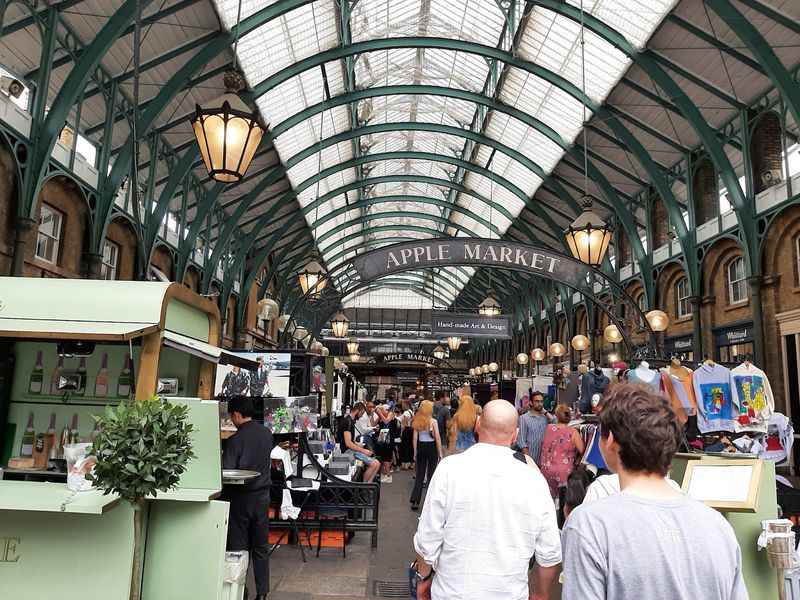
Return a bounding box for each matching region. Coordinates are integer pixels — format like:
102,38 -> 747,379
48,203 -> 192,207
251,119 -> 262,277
562,384 -> 747,600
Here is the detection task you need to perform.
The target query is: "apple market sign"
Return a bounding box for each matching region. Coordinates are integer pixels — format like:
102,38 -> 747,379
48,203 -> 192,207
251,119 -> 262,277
351,238 -> 590,289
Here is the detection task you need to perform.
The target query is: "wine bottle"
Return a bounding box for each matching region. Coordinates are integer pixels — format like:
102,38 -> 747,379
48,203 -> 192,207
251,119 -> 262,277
94,353 -> 109,397
20,412 -> 35,457
59,423 -> 69,458
29,350 -> 43,394
69,413 -> 79,444
50,355 -> 64,395
47,413 -> 58,461
117,355 -> 132,398
76,358 -> 87,396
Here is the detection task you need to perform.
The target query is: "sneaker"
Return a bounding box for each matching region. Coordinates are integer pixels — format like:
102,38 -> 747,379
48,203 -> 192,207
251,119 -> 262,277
380,475 -> 393,483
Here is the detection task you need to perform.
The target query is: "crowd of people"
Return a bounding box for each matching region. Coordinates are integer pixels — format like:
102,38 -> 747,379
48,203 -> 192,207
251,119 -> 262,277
410,384 -> 748,600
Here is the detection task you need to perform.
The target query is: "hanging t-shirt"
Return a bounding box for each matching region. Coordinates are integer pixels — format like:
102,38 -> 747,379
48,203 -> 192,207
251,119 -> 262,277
627,366 -> 661,392
579,371 -> 610,413
731,362 -> 774,432
692,363 -> 737,433
660,369 -> 698,424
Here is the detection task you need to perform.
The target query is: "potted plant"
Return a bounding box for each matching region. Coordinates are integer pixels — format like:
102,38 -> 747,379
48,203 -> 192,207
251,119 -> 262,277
89,396 -> 195,600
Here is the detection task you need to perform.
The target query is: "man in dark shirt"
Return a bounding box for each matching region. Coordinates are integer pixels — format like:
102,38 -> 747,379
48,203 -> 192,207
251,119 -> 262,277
222,396 -> 273,600
337,402 -> 381,482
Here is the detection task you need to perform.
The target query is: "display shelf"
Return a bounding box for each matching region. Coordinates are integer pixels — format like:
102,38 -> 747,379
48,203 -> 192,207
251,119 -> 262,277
19,393 -> 124,404
0,481 -> 120,514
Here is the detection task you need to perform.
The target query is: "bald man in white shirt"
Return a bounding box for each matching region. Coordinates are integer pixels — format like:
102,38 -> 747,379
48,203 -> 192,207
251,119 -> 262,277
412,400 -> 561,600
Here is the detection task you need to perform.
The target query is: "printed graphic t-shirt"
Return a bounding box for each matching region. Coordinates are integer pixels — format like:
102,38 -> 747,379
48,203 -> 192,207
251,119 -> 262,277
731,362 -> 774,432
692,363 -> 737,433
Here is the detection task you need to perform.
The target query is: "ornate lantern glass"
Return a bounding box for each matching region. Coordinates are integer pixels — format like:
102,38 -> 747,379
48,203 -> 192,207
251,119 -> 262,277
346,338 -> 359,355
432,345 -> 447,360
516,352 -> 529,365
478,294 -> 501,316
549,342 -> 566,357
564,195 -> 613,266
604,324 -> 623,344
531,348 -> 546,362
481,364 -> 490,374
191,71 -> 265,183
330,311 -> 349,338
489,362 -> 499,372
469,368 -> 475,376
298,260 -> 327,296
645,309 -> 670,332
571,334 -> 590,351
447,336 -> 462,352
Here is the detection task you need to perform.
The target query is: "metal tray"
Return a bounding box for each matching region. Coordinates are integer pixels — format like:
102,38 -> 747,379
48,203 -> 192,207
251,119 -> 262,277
222,469 -> 261,484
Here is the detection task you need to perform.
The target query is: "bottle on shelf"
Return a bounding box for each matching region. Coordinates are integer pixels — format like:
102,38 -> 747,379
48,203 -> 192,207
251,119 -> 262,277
94,353 -> 109,397
20,413 -> 35,457
28,350 -> 44,394
50,355 -> 64,395
117,355 -> 132,398
58,422 -> 69,459
69,413 -> 79,444
76,358 -> 87,396
46,413 -> 57,461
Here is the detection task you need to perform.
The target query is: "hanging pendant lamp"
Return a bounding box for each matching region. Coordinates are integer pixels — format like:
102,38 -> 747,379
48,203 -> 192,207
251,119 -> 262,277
432,345 -> 447,360
298,260 -> 327,296
479,292 -> 501,317
447,336 -> 462,352
330,311 -> 349,338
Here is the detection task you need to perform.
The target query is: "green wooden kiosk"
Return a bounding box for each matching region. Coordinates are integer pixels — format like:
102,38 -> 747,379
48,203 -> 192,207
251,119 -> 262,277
0,277 -> 254,600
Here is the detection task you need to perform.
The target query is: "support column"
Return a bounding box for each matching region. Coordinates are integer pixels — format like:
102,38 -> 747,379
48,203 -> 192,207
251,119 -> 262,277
749,276 -> 766,367
10,216 -> 36,276
85,251 -> 104,279
689,295 -> 704,361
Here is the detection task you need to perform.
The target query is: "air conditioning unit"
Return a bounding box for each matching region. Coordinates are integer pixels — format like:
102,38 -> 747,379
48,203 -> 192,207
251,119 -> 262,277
761,169 -> 782,188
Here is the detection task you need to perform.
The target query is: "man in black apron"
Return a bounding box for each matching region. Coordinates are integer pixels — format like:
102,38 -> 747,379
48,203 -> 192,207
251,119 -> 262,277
223,396 -> 273,599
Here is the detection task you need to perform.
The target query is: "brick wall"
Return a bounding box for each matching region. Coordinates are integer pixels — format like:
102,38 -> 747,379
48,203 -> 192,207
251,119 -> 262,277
751,111 -> 783,194
182,266 -> 200,292
651,196 -> 670,249
105,217 -> 138,280
150,244 -> 174,280
693,159 -> 718,225
656,263 -> 694,339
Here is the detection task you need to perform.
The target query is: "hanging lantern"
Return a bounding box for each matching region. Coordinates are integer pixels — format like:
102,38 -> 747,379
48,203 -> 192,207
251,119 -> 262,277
604,323 -> 623,344
298,260 -> 327,296
256,297 -> 279,321
564,195 -> 613,266
645,309 -> 670,332
321,346 -> 330,357
516,352 -> 529,365
549,342 -> 566,357
481,364 -> 490,374
469,368 -> 475,376
346,338 -> 359,355
432,345 -> 447,360
447,336 -> 462,352
293,326 -> 308,343
309,340 -> 324,354
330,311 -> 350,338
478,293 -> 501,316
571,334 -> 590,351
531,348 -> 546,362
608,351 -> 621,364
191,70 -> 265,183
489,362 -> 499,372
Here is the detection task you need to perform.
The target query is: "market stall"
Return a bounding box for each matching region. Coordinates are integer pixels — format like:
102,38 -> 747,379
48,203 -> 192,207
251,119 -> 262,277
0,277 -> 255,600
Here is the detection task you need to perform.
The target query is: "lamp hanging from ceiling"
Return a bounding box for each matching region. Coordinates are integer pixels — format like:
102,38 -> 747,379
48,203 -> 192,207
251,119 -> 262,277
489,362 -> 499,373
563,0 -> 612,266
549,342 -> 566,358
298,260 -> 326,296
432,345 -> 447,360
604,323 -> 623,344
645,310 -> 670,332
447,336 -> 462,352
531,348 -> 546,362
478,293 -> 501,316
481,364 -> 490,374
571,334 -> 590,351
468,368 -> 475,376
330,311 -> 349,338
346,338 -> 359,355
516,352 -> 529,365
191,0 -> 264,183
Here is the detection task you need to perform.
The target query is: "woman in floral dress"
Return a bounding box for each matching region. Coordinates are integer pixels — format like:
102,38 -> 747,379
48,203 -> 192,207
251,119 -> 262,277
539,404 -> 585,498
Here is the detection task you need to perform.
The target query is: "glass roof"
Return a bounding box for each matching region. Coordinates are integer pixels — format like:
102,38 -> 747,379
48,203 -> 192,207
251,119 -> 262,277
215,0 -> 675,308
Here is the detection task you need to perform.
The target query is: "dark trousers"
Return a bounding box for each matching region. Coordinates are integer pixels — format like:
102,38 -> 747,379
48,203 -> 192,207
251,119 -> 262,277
227,491 -> 270,595
410,442 -> 438,505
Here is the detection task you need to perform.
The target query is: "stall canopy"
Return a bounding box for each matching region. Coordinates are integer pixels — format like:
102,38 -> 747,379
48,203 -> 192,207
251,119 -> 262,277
162,331 -> 258,370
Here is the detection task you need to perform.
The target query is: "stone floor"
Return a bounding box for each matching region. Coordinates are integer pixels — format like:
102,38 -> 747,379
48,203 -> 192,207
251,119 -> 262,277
252,469 -> 420,599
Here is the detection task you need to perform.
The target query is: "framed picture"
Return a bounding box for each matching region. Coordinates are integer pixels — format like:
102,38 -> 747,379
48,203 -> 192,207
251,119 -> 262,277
682,457 -> 763,512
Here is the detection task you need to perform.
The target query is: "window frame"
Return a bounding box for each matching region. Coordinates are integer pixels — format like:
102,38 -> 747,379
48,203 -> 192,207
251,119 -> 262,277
794,234 -> 800,286
726,256 -> 748,305
675,277 -> 692,319
100,240 -> 120,281
35,203 -> 63,264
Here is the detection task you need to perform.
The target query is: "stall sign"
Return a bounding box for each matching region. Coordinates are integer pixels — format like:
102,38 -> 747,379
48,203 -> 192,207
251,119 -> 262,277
431,311 -> 511,339
376,353 -> 445,368
664,335 -> 694,352
714,323 -> 753,347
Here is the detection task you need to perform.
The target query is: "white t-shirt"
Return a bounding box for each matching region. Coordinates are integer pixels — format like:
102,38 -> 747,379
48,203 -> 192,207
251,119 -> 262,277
413,443 -> 562,600
583,473 -> 682,504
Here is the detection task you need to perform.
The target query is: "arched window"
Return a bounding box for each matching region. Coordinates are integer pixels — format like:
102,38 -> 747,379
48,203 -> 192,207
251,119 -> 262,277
727,257 -> 747,305
675,277 -> 691,318
794,235 -> 800,286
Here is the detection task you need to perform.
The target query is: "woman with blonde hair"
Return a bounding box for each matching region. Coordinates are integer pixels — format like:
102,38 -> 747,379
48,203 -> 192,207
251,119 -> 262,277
448,394 -> 478,453
409,400 -> 443,510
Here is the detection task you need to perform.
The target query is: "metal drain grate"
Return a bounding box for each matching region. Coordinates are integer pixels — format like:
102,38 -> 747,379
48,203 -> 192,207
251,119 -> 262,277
373,579 -> 409,598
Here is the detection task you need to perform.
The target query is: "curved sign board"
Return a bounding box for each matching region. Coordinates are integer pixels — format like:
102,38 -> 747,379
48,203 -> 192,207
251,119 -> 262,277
351,238 -> 592,290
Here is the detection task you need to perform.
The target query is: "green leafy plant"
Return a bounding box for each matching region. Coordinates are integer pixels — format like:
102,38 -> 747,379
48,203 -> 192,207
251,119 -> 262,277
89,396 -> 195,600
